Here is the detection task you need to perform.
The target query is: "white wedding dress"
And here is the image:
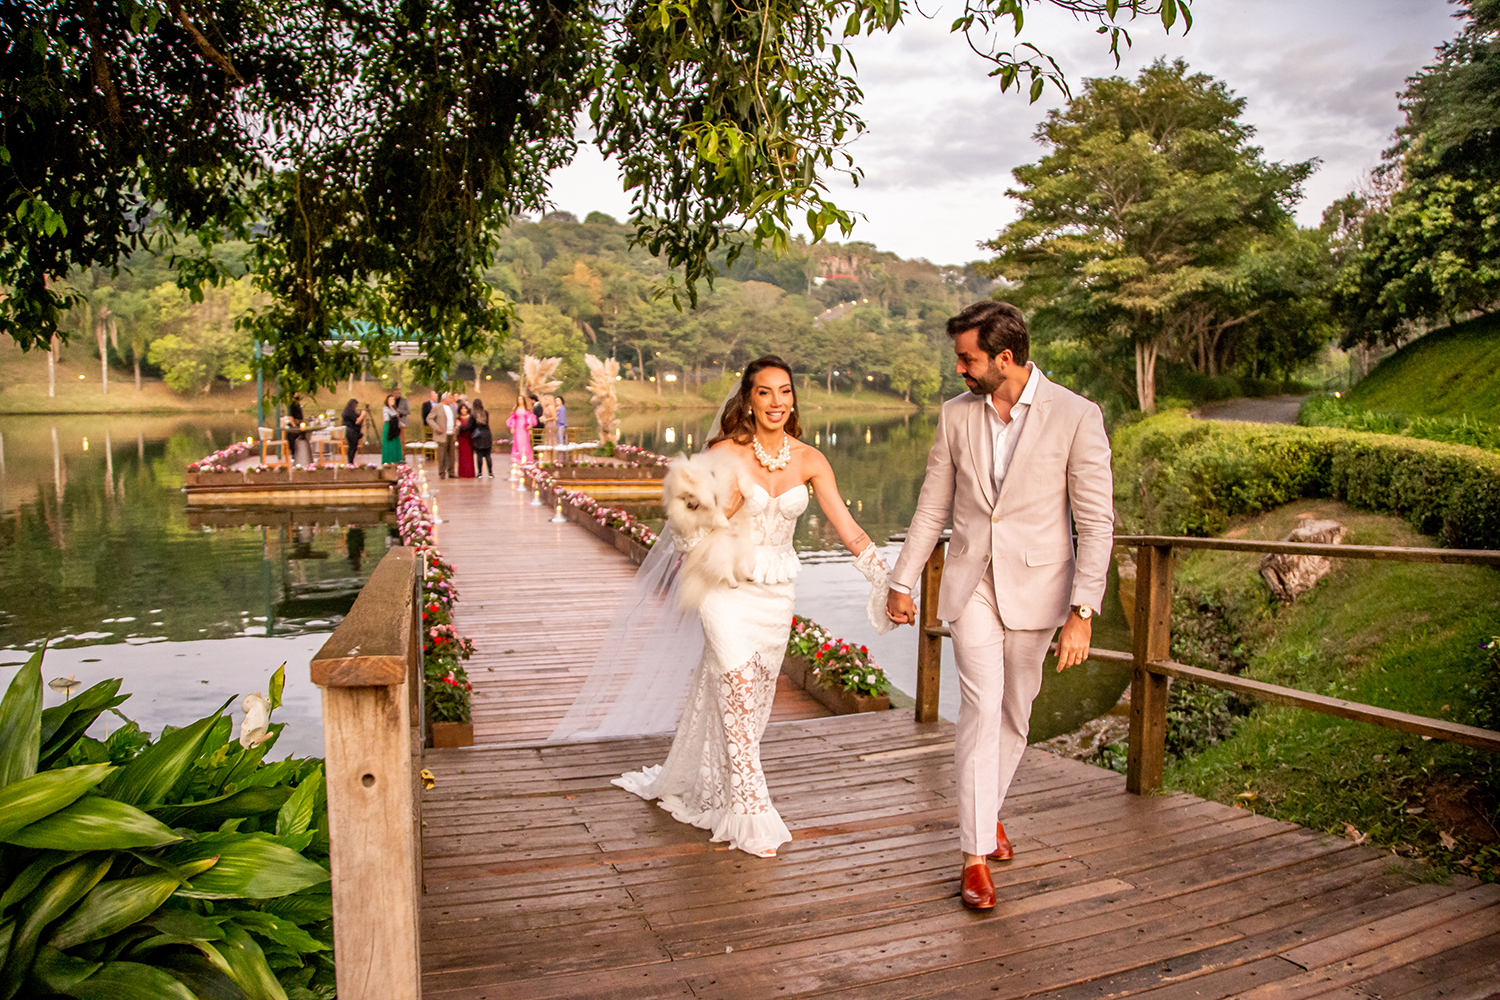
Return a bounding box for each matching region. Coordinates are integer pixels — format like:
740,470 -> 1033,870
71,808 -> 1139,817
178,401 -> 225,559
613,482 -> 810,857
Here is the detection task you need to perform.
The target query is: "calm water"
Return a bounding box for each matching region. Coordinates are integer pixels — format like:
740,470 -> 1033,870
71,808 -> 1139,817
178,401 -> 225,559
612,408 -> 1132,740
0,414 -> 393,756
0,404 -> 1130,752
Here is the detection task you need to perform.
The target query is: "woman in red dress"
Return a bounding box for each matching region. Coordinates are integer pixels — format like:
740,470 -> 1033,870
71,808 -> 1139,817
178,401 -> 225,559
455,403 -> 476,478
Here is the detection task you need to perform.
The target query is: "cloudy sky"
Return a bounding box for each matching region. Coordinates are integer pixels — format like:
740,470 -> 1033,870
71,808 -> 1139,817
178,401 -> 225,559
546,0 -> 1461,265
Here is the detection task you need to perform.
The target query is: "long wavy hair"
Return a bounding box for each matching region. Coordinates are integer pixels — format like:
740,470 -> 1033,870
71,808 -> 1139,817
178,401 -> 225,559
709,355 -> 802,446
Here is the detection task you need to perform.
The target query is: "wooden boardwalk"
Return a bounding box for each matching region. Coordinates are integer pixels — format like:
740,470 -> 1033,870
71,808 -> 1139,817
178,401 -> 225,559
432,457 -> 828,744
418,454 -> 1500,1000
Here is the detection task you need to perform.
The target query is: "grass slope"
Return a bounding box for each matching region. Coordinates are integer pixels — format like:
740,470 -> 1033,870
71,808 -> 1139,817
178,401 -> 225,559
1348,311 -> 1500,424
1163,498 -> 1500,882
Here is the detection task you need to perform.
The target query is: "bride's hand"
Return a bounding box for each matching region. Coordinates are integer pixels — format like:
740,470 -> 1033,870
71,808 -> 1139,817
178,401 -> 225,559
886,590 -> 916,625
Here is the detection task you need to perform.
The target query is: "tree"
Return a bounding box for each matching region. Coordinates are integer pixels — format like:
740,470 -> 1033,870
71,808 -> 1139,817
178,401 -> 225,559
147,282 -> 258,394
984,58 -> 1316,410
1332,1 -> 1500,345
3,1 -> 1193,396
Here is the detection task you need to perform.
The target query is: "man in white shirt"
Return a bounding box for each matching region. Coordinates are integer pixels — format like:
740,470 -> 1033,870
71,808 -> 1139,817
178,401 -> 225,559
427,391 -> 458,478
886,300 -> 1114,911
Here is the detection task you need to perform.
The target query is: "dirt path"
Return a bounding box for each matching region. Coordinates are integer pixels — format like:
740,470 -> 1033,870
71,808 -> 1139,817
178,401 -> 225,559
1194,394 -> 1308,425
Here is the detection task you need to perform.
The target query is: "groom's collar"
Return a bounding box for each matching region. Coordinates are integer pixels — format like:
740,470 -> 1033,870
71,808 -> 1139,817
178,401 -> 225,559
983,361 -> 1044,415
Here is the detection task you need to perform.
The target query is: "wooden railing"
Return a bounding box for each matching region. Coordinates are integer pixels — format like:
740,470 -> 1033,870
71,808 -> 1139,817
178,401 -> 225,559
310,546 -> 425,1000
894,532 -> 1500,795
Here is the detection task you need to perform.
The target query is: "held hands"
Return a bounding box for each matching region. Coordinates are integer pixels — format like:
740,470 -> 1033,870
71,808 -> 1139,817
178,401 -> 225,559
1055,614 -> 1092,672
886,589 -> 916,626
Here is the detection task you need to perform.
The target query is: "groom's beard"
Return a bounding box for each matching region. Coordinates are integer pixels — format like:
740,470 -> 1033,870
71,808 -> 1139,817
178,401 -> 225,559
962,367 -> 1003,396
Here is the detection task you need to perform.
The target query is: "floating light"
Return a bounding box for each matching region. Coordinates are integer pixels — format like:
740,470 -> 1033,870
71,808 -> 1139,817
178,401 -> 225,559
551,503 -> 567,523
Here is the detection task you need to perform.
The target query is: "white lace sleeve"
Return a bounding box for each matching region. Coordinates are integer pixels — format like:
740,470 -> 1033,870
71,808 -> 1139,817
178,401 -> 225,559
855,546 -> 896,635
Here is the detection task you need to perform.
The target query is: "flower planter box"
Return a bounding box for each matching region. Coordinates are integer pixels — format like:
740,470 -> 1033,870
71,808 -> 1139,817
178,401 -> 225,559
428,721 -> 473,748
187,471 -> 246,487
627,540 -> 651,565
335,466 -> 384,483
781,654 -> 810,688
289,468 -> 340,484
806,681 -> 890,716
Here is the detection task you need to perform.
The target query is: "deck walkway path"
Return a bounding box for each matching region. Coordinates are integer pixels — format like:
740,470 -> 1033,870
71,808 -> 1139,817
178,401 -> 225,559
417,454 -> 1500,999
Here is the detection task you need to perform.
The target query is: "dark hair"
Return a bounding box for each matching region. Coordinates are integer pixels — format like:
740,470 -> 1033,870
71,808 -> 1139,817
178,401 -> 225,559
709,355 -> 802,446
947,300 -> 1029,365
342,398 -> 359,421
529,393 -> 539,402
556,394 -> 564,404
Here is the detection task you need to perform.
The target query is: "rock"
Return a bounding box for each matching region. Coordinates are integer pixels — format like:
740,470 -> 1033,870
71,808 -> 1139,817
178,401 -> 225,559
1260,518 -> 1347,602
1036,714 -> 1132,762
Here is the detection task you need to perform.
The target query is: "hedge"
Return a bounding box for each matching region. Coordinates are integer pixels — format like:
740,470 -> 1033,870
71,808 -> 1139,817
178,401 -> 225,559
1113,411 -> 1500,549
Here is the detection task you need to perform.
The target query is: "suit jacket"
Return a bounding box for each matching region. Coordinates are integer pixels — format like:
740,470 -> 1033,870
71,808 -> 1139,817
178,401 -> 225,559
426,402 -> 454,441
890,371 -> 1114,629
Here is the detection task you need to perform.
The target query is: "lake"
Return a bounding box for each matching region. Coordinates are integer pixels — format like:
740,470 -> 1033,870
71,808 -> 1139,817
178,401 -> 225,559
0,403 -> 1131,753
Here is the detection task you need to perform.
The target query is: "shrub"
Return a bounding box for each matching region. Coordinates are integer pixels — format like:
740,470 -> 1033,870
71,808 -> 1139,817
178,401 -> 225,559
1299,394 -> 1500,452
1114,411 -> 1500,549
0,653 -> 334,999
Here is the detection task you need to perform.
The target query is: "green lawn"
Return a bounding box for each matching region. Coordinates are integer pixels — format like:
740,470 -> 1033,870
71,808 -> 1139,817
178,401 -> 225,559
1348,311 -> 1500,424
1161,499 -> 1500,883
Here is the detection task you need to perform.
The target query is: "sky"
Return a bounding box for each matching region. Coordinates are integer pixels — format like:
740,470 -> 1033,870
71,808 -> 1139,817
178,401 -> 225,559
545,0 -> 1462,266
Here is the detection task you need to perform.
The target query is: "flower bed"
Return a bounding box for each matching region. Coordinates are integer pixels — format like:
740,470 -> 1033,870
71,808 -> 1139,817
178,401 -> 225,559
524,462 -> 659,551
186,439 -> 256,472
786,614 -> 892,711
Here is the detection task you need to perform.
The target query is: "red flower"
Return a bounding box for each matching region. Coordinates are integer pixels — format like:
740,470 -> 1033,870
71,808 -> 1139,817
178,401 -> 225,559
860,645 -> 868,653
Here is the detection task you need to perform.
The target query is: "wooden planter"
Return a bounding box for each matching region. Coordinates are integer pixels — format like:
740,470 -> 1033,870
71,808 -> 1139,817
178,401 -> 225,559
335,466 -> 384,483
781,654 -> 810,688
290,468 -> 340,484
780,654 -> 889,714
428,721 -> 473,748
187,471 -> 246,487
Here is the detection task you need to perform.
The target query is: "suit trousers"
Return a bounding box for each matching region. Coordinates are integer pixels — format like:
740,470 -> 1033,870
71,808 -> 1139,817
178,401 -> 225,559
949,568 -> 1054,856
434,437 -> 455,478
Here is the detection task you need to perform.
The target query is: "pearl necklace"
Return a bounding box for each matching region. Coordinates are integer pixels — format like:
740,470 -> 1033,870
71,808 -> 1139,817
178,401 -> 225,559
753,434 -> 791,471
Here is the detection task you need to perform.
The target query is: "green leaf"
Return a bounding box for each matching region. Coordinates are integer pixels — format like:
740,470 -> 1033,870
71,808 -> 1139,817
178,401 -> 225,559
273,767 -> 321,841
53,960 -> 199,1000
28,945 -> 99,993
170,836 -> 329,900
101,699 -> 231,808
0,650 -> 43,787
151,949 -> 246,1000
0,764 -> 114,841
218,921 -> 288,1000
229,911 -> 328,956
260,894 -> 330,925
47,872 -> 180,950
267,664 -> 285,713
0,850 -> 84,915
0,855 -> 112,1000
6,795 -> 182,850
39,681 -> 126,769
0,918 -> 12,973
152,786 -> 292,828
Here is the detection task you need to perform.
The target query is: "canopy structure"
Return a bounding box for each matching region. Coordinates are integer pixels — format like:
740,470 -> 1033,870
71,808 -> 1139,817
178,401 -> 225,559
322,320 -> 426,359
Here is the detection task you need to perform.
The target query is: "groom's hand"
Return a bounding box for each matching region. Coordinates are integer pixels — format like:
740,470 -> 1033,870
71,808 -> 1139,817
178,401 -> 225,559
886,590 -> 916,626
1056,615 -> 1092,671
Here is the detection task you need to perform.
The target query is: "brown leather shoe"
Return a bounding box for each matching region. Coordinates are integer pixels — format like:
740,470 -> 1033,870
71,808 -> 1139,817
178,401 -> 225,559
961,862 -> 996,910
987,822 -> 1013,861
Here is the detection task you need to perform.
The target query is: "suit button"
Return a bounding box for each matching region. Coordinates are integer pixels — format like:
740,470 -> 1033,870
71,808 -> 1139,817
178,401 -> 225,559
983,553 -> 990,562
991,514 -> 1001,524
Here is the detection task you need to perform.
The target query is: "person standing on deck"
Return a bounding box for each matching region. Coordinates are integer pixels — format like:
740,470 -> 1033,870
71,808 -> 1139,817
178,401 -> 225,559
380,393 -> 404,465
885,300 -> 1113,911
508,396 -> 537,465
471,399 -> 494,478
428,391 -> 457,478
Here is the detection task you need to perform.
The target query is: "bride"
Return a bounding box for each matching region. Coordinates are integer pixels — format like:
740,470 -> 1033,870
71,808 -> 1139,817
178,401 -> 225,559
612,355 -> 888,857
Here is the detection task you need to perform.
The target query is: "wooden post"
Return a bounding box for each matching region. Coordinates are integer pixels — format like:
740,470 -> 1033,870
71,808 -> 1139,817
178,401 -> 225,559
1126,544 -> 1173,795
310,547 -> 422,1000
915,540 -> 946,724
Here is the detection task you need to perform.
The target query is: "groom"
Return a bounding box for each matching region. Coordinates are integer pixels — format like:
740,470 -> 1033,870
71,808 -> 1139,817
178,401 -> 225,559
886,300 -> 1113,911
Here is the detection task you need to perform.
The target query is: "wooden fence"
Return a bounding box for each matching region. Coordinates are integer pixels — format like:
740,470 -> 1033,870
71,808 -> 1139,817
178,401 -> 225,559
309,546 -> 425,1000
899,533 -> 1500,794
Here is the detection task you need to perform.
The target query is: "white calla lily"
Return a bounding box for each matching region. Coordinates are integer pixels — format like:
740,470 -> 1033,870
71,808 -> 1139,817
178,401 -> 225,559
239,691 -> 271,748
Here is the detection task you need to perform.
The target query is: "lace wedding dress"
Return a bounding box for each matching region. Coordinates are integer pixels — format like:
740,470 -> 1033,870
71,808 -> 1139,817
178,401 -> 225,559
613,482 -> 810,857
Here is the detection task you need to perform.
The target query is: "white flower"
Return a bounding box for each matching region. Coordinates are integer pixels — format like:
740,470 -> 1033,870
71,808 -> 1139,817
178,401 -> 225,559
866,673 -> 876,684
239,692 -> 271,748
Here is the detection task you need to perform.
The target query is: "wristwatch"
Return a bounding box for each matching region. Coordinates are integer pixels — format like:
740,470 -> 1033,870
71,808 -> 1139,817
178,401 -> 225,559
1070,604 -> 1094,621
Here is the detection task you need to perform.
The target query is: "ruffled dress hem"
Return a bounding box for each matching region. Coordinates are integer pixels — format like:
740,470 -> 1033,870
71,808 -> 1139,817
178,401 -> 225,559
614,767 -> 792,858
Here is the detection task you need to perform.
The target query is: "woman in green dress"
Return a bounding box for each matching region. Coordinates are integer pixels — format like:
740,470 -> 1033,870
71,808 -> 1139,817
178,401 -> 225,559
381,392 -> 404,464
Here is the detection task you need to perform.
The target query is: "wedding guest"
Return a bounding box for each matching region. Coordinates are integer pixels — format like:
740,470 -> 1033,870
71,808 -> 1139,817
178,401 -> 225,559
471,399 -> 494,478
555,394 -> 568,450
530,393 -> 543,424
380,392 -> 404,464
427,391 -> 457,478
421,390 -> 437,428
285,393 -> 308,464
456,402 -> 476,479
341,398 -> 364,464
541,394 -> 559,450
508,396 -> 537,465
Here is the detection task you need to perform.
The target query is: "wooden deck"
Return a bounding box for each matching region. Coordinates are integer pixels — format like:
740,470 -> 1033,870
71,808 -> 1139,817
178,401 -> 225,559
432,457 -> 828,744
419,710 -> 1500,999
417,453 -> 1500,1000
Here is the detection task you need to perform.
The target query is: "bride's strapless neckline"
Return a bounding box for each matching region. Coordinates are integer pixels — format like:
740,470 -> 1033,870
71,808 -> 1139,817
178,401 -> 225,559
748,482 -> 807,502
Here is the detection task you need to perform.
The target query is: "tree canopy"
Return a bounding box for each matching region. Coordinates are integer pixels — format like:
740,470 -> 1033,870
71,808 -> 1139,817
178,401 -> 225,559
983,58 -> 1327,411
2,0 -> 1193,394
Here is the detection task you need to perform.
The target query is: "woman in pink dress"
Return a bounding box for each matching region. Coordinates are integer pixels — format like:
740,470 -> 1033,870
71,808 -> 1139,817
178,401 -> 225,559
507,397 -> 537,464
455,403 -> 476,478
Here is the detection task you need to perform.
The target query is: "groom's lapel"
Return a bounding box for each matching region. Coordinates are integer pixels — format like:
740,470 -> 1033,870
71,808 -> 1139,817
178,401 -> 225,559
998,376 -> 1054,506
967,397 -> 997,509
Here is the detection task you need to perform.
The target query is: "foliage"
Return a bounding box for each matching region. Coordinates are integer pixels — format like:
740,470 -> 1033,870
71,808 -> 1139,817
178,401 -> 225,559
1299,395 -> 1500,453
0,655 -> 335,998
3,0 -> 1193,395
1338,310 -> 1500,426
984,58 -> 1328,412
1331,3 -> 1500,344
146,283 -> 258,395
786,616 -> 890,698
1113,410 -> 1500,549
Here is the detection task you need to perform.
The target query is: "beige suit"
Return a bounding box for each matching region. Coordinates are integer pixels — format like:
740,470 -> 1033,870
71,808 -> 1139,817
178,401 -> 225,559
427,402 -> 456,478
891,371 -> 1113,855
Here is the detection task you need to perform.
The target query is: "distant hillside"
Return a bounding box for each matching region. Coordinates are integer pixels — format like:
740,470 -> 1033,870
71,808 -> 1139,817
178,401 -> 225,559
1348,312 -> 1500,424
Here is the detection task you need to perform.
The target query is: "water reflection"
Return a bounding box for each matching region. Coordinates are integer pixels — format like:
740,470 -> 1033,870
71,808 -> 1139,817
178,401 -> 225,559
0,414 -> 392,756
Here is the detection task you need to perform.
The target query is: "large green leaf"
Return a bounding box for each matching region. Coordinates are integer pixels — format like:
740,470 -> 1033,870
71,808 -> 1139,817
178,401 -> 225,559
47,873 -> 180,951
0,851 -> 83,915
0,651 -> 43,787
100,699 -> 232,809
0,918 -> 13,975
155,949 -> 251,1000
274,767 -> 321,841
170,836 -> 329,900
38,681 -> 126,770
0,855 -> 111,1000
228,911 -> 327,956
27,945 -> 99,994
0,764 -> 114,841
53,960 -> 198,1000
151,786 -> 292,829
217,921 -> 287,1000
6,796 -> 181,850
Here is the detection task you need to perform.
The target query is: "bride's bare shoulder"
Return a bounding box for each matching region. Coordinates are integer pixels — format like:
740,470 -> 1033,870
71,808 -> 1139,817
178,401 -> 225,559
792,437 -> 832,474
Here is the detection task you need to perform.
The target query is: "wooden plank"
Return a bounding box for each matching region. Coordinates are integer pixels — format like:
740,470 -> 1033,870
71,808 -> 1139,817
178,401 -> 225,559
1114,534 -> 1500,567
1128,543 -> 1172,793
1147,659 -> 1500,753
915,538 -> 946,723
310,546 -> 417,686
